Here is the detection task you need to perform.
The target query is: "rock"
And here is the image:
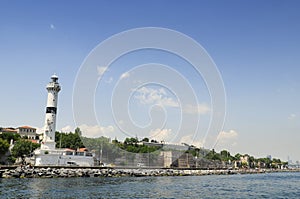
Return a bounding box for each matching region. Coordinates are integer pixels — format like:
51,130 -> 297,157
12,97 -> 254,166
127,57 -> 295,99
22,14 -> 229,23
12,172 -> 21,178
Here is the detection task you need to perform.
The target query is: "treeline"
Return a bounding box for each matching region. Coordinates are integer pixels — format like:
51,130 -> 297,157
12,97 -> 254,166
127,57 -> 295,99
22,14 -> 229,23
55,127 -> 84,149
112,137 -> 161,153
202,149 -> 287,168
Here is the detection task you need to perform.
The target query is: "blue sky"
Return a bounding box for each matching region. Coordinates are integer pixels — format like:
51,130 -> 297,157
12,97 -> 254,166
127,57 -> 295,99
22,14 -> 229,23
1,0 -> 300,161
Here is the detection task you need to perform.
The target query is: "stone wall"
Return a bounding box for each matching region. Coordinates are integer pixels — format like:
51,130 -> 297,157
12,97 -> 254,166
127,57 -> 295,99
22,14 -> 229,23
0,166 -> 276,178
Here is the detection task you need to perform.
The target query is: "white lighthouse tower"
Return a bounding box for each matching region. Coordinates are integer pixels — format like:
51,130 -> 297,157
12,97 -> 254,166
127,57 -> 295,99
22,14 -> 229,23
41,74 -> 61,150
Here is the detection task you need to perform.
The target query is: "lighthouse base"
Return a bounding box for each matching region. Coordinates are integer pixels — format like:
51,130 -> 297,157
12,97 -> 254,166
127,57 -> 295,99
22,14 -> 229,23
34,148 -> 94,166
40,142 -> 56,150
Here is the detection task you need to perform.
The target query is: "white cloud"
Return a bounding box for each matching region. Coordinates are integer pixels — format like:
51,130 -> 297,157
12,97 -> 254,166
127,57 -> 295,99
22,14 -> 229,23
78,124 -> 114,138
134,87 -> 179,107
288,113 -> 296,120
97,66 -> 108,76
217,130 -> 238,140
120,72 -> 130,80
216,130 -> 238,147
183,103 -> 210,115
50,24 -> 56,30
61,125 -> 73,133
149,128 -> 172,142
35,127 -> 44,134
179,134 -> 203,147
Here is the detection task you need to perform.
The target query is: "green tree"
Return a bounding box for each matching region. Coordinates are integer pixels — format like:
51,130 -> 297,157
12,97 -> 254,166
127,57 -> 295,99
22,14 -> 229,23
55,131 -> 84,149
11,140 -> 40,163
272,158 -> 281,163
220,150 -> 233,161
124,137 -> 138,145
205,149 -> 221,161
0,138 -> 10,155
0,132 -> 20,143
234,153 -> 242,160
257,157 -> 272,168
112,137 -> 119,144
75,127 -> 82,136
248,156 -> 256,168
114,137 -> 161,153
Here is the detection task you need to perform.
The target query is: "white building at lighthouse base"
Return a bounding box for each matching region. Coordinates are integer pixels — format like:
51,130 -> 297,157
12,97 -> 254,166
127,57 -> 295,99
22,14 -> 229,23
34,148 -> 95,166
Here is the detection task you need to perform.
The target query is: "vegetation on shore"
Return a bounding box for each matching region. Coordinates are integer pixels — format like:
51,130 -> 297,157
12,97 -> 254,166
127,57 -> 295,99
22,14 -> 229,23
201,149 -> 288,169
0,132 -> 40,164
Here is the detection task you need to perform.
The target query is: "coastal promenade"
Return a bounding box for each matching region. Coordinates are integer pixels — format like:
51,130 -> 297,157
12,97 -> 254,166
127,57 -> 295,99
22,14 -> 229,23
1,165 -> 299,178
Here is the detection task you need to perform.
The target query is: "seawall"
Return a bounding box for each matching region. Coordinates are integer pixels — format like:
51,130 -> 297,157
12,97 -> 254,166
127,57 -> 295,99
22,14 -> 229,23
1,166 -> 299,178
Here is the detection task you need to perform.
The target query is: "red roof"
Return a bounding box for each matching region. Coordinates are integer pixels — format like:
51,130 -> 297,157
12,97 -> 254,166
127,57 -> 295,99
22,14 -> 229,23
18,126 -> 36,129
78,148 -> 88,152
2,128 -> 17,133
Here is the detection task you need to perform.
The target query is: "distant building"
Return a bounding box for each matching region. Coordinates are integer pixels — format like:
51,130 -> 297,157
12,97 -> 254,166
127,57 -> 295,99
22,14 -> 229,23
17,126 -> 39,140
240,155 -> 249,165
0,127 -> 18,134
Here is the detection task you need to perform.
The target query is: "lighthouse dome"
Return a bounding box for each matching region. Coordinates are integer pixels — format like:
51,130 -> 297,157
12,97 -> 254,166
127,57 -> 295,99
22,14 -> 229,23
51,74 -> 58,79
51,74 -> 59,83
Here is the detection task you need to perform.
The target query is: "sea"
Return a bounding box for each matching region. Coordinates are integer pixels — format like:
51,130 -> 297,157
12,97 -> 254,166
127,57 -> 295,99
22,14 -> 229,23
1,172 -> 299,199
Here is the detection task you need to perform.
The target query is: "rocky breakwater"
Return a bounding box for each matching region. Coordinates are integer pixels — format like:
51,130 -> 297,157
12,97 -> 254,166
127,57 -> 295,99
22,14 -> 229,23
0,167 -> 267,178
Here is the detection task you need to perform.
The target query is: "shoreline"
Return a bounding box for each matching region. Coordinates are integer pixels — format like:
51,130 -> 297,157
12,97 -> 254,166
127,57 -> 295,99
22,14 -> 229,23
1,166 -> 299,178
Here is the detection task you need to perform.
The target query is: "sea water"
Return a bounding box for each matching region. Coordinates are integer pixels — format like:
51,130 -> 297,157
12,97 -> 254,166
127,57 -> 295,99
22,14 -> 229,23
1,172 -> 299,199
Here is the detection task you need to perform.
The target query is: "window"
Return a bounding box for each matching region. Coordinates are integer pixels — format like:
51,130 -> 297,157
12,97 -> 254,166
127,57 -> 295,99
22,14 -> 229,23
46,107 -> 57,114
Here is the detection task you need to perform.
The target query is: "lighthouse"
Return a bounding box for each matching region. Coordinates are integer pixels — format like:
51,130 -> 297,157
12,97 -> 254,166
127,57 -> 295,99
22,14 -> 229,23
34,74 -> 94,166
41,74 -> 61,150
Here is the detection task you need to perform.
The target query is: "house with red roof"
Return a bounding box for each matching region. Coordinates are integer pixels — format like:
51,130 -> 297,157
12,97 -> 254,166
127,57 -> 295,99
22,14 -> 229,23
17,126 -> 39,140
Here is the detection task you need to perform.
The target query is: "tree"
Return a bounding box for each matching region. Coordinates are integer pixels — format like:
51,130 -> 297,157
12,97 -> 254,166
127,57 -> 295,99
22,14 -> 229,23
75,127 -> 82,136
11,140 -> 40,164
112,137 -> 119,144
0,138 -> 10,155
234,153 -> 242,160
220,150 -> 232,161
272,158 -> 281,163
248,156 -> 256,168
0,132 -> 20,143
124,137 -> 138,145
55,131 -> 84,149
205,149 -> 221,161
